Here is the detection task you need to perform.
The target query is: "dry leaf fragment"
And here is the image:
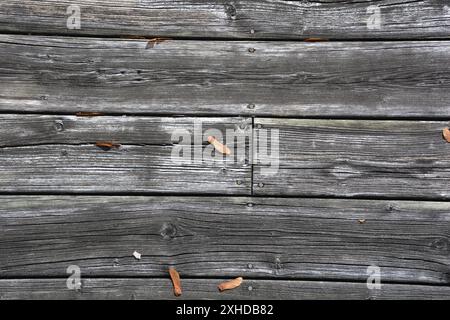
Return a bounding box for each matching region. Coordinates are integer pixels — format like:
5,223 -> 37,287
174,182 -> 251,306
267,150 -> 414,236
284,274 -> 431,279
218,277 -> 243,292
358,219 -> 366,224
95,141 -> 121,150
133,251 -> 142,260
76,112 -> 104,117
304,38 -> 328,42
443,128 -> 450,142
169,267 -> 182,297
207,136 -> 231,155
146,37 -> 171,49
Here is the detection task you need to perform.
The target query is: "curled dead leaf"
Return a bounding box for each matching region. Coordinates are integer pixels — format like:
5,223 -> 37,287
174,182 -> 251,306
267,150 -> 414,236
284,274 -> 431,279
169,267 -> 182,297
443,128 -> 450,142
208,136 -> 231,155
218,277 -> 243,292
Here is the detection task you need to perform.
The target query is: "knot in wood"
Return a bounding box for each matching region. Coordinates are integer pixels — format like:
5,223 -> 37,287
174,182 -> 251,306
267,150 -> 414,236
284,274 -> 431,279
225,4 -> 237,20
53,120 -> 64,132
160,222 -> 177,240
430,238 -> 450,253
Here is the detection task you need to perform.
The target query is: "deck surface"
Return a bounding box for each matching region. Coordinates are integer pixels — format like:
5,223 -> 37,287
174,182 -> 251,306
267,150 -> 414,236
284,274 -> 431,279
0,0 -> 449,300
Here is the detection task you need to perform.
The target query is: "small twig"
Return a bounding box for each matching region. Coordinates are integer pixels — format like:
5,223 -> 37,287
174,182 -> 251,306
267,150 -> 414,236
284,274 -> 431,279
169,267 -> 182,297
218,277 -> 243,292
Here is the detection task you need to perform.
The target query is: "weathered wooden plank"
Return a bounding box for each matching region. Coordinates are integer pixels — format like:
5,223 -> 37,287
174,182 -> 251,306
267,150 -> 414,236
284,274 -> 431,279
1,36 -> 450,117
1,1 -> 449,39
0,116 -> 251,193
0,114 -> 251,147
254,119 -> 450,199
0,145 -> 250,194
1,278 -> 449,300
1,196 -> 449,284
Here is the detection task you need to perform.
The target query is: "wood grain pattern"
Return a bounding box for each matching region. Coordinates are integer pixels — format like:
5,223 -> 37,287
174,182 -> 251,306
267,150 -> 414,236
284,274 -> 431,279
0,115 -> 251,147
0,116 -> 251,194
1,1 -> 449,39
254,119 -> 450,199
1,196 -> 449,284
1,278 -> 449,300
1,36 -> 450,117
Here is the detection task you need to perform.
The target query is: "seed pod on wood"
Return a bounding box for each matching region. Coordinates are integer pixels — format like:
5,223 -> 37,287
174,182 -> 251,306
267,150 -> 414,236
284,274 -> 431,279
443,128 -> 450,142
169,267 -> 182,297
207,136 -> 231,155
218,277 -> 243,292
95,141 -> 121,150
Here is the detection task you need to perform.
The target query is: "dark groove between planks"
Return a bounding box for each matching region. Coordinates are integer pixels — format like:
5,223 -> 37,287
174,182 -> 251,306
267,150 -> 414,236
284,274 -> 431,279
0,110 -> 450,121
4,30 -> 450,42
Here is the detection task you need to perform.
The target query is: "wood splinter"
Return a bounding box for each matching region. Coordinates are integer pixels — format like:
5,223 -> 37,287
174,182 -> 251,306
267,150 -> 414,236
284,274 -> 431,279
218,277 -> 243,292
208,136 -> 231,155
443,128 -> 450,143
169,267 -> 182,297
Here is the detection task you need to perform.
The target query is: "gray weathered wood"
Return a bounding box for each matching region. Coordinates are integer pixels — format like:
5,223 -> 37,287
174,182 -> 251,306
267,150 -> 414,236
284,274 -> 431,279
254,119 -> 450,199
1,1 -> 449,39
0,114 -> 251,147
0,116 -> 251,193
1,196 -> 449,284
1,278 -> 449,300
1,36 -> 450,117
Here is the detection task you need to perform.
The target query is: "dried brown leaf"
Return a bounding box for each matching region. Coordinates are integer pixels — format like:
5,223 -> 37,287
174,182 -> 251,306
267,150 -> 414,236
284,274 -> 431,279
218,277 -> 243,292
207,136 -> 231,155
304,38 -> 328,42
95,141 -> 121,150
443,128 -> 450,142
169,267 -> 182,297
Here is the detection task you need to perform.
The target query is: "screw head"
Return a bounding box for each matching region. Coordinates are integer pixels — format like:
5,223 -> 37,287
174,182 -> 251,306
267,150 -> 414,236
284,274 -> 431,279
53,120 -> 64,132
248,48 -> 256,53
257,183 -> 264,188
247,103 -> 255,109
247,203 -> 254,208
236,180 -> 243,185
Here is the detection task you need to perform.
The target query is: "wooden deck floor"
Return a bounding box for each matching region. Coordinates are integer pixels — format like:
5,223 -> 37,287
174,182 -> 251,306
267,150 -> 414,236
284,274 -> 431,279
0,0 -> 450,300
